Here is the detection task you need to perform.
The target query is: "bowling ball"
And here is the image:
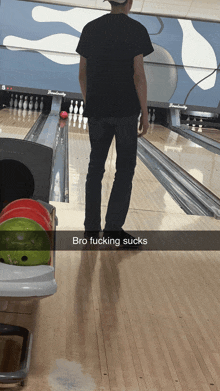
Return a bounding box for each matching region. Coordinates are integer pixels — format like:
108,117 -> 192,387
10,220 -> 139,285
0,208 -> 51,232
0,218 -> 51,266
1,199 -> 52,227
60,111 -> 68,119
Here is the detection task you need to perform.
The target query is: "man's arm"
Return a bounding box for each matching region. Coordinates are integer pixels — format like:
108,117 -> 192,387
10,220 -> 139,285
79,56 -> 87,103
133,54 -> 148,116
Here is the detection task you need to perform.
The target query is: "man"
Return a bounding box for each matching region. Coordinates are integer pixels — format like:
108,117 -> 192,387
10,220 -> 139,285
76,0 -> 154,248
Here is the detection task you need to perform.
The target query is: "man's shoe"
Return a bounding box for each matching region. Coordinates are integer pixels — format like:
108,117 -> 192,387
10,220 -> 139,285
103,229 -> 141,249
84,231 -> 100,240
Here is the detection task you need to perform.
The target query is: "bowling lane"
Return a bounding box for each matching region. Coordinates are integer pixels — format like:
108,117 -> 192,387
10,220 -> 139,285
191,126 -> 220,143
0,107 -> 41,139
0,108 -> 185,217
143,124 -> 220,200
2,114 -> 220,391
67,117 -> 186,223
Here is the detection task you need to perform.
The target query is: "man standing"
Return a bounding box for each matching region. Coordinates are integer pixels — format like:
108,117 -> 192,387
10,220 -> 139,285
76,0 -> 154,248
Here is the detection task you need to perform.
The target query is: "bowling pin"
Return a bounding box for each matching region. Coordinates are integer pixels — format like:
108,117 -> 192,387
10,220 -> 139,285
192,117 -> 196,130
79,101 -> 84,115
29,96 -> 33,110
18,95 -> 23,109
40,97 -> 44,111
34,97 -> 39,110
178,19 -> 217,90
152,109 -> 156,123
74,101 -> 78,114
148,108 -> 151,123
23,96 -> 28,110
9,94 -> 14,107
199,118 -> 203,131
32,7 -> 92,31
69,100 -> 74,113
14,94 -> 18,108
4,34 -> 78,66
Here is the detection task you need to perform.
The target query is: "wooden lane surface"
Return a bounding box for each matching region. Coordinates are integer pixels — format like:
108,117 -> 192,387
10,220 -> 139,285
191,127 -> 220,144
143,124 -> 220,201
0,108 -> 41,139
1,112 -> 220,391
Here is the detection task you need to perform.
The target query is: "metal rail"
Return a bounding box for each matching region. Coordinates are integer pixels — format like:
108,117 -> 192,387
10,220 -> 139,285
137,137 -> 220,220
24,96 -> 69,203
171,125 -> 220,156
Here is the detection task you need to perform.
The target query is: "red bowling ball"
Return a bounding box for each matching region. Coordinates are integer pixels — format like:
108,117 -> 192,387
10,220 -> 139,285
60,111 -> 68,119
1,198 -> 52,228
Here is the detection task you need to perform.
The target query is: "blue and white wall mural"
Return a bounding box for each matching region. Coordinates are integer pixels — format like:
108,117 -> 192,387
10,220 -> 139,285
1,0 -> 220,111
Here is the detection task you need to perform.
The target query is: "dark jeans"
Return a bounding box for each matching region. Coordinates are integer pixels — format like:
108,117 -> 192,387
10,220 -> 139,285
84,114 -> 139,231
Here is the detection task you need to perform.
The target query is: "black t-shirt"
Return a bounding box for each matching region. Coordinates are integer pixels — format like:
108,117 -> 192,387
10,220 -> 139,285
76,13 -> 154,118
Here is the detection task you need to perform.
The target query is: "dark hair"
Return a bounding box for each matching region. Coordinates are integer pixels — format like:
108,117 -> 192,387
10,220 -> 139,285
109,0 -> 128,7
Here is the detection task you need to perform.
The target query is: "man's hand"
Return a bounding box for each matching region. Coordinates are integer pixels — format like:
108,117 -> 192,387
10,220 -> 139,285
137,112 -> 149,138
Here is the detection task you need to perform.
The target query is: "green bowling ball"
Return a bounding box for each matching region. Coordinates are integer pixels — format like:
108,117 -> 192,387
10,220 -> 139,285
0,218 -> 51,266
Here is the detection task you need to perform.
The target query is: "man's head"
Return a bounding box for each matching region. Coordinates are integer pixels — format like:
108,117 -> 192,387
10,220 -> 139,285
109,0 -> 133,15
